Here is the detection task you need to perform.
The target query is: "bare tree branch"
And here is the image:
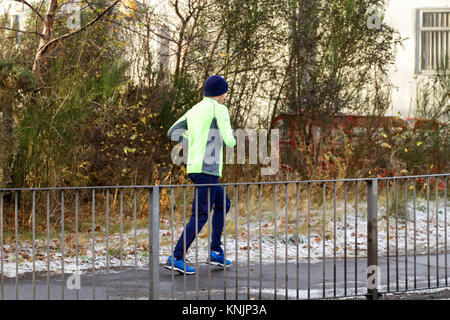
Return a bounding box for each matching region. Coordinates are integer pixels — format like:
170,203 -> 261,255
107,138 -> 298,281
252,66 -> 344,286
13,0 -> 45,22
104,18 -> 178,55
171,0 -> 184,21
0,26 -> 44,37
36,0 -> 122,56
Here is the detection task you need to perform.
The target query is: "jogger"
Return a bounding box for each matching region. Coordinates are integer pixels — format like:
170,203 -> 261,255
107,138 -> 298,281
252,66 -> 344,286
165,75 -> 236,274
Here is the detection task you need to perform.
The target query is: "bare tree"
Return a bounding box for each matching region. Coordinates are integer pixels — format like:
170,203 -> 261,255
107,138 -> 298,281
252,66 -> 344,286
1,0 -> 123,76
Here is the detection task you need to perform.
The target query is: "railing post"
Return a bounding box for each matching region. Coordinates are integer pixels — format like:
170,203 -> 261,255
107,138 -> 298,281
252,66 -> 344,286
149,186 -> 160,300
367,179 -> 380,300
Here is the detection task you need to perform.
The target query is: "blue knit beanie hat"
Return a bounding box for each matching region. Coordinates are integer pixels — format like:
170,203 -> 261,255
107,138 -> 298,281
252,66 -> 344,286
204,75 -> 228,97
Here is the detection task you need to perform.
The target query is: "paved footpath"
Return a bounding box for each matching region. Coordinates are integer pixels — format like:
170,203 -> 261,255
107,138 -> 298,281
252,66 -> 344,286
1,254 -> 449,300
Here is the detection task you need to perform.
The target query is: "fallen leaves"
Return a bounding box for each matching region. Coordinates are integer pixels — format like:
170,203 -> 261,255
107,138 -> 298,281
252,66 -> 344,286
86,226 -> 102,233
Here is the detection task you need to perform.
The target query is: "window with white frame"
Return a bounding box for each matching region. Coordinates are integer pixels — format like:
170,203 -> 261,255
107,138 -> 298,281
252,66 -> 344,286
417,9 -> 450,73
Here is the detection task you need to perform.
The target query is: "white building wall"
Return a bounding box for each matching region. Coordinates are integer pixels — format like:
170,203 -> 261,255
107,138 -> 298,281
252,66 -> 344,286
384,0 -> 450,117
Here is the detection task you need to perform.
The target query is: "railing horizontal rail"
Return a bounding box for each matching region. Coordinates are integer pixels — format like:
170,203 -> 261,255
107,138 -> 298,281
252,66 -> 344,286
0,173 -> 446,191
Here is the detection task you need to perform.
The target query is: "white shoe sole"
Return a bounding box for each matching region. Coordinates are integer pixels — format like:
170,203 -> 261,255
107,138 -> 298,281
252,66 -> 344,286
164,264 -> 196,275
207,260 -> 232,268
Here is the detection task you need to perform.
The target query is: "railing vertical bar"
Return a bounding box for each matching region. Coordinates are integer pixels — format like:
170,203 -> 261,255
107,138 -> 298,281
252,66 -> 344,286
0,192 -> 3,300
274,184 -> 277,300
183,187 -> 187,300
247,184 -> 250,300
427,177 -> 430,288
120,189 -> 123,300
208,186 -> 211,300
235,185 -> 239,300
413,179 -> 417,290
148,187 -> 152,300
258,184 -> 262,300
322,182 -> 326,298
106,189 -> 110,300
367,179 -> 379,300
148,187 -> 162,300
386,180 -> 390,292
61,190 -> 65,300
307,182 -> 311,299
404,179 -> 408,291
444,175 -> 447,287
149,186 -> 160,300
285,183 -> 289,300
92,189 -> 96,300
134,188 -> 138,300
296,183 -> 300,300
333,181 -> 337,298
15,191 -> 18,300
355,181 -> 358,295
75,191 -> 79,301
344,182 -> 347,296
435,177 -> 439,287
46,191 -> 50,300
224,185 -> 227,300
196,186 -> 199,300
32,190 -> 36,300
395,179 -> 399,291
170,188 -> 175,300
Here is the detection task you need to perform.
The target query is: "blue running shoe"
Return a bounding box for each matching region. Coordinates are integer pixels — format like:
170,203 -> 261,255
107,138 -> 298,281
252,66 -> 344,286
208,251 -> 231,267
164,256 -> 196,275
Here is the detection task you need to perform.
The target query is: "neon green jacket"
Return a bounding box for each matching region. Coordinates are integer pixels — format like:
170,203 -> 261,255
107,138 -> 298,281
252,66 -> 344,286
167,97 -> 236,177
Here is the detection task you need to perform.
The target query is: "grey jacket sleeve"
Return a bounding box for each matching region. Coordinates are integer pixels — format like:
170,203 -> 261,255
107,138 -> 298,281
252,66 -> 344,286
167,113 -> 188,142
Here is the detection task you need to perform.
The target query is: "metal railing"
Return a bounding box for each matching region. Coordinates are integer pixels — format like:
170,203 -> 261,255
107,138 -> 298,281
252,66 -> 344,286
0,174 -> 448,300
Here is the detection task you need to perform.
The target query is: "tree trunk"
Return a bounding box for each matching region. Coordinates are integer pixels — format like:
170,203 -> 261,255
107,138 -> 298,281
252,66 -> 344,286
32,0 -> 59,75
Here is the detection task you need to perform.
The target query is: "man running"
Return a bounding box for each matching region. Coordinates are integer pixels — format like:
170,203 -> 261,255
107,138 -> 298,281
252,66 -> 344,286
165,75 -> 236,275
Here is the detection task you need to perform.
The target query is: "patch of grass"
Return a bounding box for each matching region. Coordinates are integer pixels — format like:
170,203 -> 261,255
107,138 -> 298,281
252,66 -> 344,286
108,248 -> 122,257
224,216 -> 249,237
0,229 -> 64,244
